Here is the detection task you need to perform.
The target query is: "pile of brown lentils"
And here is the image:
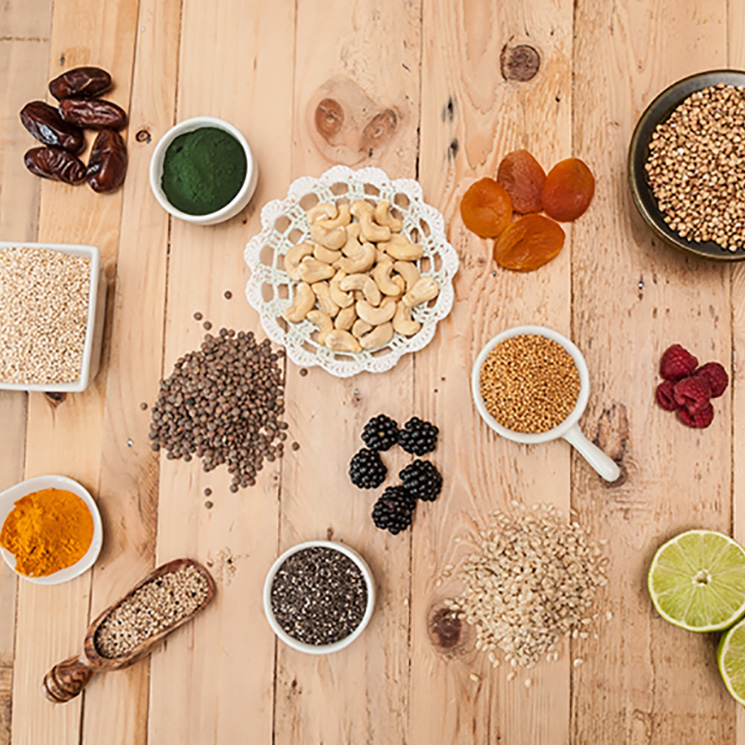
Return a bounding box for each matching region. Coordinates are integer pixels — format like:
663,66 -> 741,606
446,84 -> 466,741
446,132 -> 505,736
480,335 -> 580,433
645,83 -> 745,251
148,328 -> 286,491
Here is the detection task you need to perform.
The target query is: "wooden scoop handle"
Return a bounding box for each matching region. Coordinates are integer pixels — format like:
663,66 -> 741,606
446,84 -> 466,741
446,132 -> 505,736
42,655 -> 95,703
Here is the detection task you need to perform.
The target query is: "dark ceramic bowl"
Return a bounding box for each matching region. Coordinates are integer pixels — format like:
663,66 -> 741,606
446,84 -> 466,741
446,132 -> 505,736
628,69 -> 745,261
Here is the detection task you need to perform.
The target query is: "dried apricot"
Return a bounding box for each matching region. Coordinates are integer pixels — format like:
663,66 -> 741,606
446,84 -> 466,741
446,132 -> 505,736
541,158 -> 595,222
494,214 -> 565,271
496,149 -> 546,214
460,178 -> 513,238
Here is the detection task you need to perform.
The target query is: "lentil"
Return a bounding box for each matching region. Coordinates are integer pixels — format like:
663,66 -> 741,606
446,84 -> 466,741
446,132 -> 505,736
0,246 -> 90,384
270,546 -> 367,646
94,565 -> 210,658
148,329 -> 286,491
450,503 -> 607,669
645,83 -> 745,251
480,335 -> 580,433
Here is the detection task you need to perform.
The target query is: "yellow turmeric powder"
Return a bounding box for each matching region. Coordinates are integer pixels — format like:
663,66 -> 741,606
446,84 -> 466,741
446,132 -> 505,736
0,488 -> 93,577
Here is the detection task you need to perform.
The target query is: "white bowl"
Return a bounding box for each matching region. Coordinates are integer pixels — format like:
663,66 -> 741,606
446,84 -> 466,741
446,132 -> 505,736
149,116 -> 258,226
0,475 -> 103,585
471,325 -> 621,482
0,241 -> 106,393
263,540 -> 375,655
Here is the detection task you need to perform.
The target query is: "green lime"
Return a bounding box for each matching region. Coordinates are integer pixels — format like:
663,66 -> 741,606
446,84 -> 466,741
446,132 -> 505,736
647,529 -> 745,633
718,617 -> 745,705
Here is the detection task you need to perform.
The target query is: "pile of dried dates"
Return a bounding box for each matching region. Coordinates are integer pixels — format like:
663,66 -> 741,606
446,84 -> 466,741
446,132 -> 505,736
20,66 -> 128,193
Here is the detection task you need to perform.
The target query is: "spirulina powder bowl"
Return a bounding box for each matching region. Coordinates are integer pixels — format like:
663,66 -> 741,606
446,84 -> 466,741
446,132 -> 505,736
149,116 -> 258,226
263,540 -> 375,654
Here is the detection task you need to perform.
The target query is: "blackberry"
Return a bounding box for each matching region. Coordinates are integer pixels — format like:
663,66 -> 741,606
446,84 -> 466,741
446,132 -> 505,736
372,486 -> 416,534
349,448 -> 387,489
398,416 -> 439,455
399,460 -> 442,502
361,414 -> 399,451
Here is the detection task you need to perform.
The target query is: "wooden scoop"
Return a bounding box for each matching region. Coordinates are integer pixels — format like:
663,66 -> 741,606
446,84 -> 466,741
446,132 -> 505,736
43,558 -> 216,703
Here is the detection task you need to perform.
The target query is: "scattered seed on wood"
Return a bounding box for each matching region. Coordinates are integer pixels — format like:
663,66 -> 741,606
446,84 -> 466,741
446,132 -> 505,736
270,546 -> 367,646
291,442 -> 300,451
299,368 -> 308,377
224,290 -> 232,299
139,402 -> 148,410
204,500 -> 213,509
203,321 -> 212,331
480,335 -> 580,433
193,312 -> 203,321
204,488 -> 212,497
148,329 -> 286,490
0,246 -> 90,384
94,565 -> 210,658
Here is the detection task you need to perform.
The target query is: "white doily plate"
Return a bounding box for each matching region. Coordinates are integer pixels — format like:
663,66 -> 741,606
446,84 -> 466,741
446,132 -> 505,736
244,165 -> 459,377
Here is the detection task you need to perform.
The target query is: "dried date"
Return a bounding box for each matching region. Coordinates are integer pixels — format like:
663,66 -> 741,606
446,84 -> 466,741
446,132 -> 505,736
87,129 -> 127,193
20,101 -> 85,153
49,66 -> 112,101
59,98 -> 128,130
24,147 -> 87,184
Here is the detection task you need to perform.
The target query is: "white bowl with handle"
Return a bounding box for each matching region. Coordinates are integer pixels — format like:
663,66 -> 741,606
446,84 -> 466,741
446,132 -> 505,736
471,325 -> 621,482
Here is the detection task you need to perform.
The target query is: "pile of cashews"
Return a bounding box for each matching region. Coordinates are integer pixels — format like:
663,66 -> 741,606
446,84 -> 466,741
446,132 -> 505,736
281,198 -> 440,353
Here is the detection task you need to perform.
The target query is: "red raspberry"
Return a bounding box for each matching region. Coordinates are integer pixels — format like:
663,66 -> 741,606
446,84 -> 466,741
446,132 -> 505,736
655,380 -> 678,411
694,362 -> 729,398
673,376 -> 712,414
677,402 -> 714,429
660,344 -> 699,380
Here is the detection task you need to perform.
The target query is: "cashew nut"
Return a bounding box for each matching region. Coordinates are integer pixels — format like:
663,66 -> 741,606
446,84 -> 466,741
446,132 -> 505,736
341,222 -> 363,256
313,244 -> 342,264
324,329 -> 362,353
356,296 -> 396,325
352,319 -> 373,339
402,276 -> 439,308
282,282 -> 315,323
393,260 -> 420,291
284,242 -> 314,281
338,242 -> 376,274
334,304 -> 357,331
329,270 -> 354,308
310,222 -> 347,250
360,322 -> 394,350
307,203 -> 337,224
392,301 -> 421,336
315,203 -> 350,230
375,248 -> 389,264
374,199 -> 403,232
351,200 -> 391,243
312,281 -> 340,317
298,256 -> 335,284
381,234 -> 423,261
373,261 -> 402,296
307,309 -> 334,344
340,273 -> 381,306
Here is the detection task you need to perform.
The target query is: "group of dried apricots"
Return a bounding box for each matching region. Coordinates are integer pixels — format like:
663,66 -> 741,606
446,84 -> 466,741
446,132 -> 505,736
460,150 -> 595,271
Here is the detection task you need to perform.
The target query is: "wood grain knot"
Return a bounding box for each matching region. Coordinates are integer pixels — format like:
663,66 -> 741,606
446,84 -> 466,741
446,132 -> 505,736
135,128 -> 152,144
593,402 -> 629,465
361,109 -> 398,153
500,44 -> 540,82
44,391 -> 67,407
315,98 -> 345,141
427,604 -> 464,653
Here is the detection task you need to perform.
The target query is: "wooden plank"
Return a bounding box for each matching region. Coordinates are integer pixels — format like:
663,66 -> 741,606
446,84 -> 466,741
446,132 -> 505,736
78,2 -> 181,745
1,0 -> 52,40
0,16 -> 52,745
9,2 -> 140,745
410,1 -> 574,743
273,1 -> 422,743
145,1 -> 294,743
571,1 -> 733,743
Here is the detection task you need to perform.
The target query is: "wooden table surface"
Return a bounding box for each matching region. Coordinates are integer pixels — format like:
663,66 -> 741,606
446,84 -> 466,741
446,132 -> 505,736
2,0 -> 745,743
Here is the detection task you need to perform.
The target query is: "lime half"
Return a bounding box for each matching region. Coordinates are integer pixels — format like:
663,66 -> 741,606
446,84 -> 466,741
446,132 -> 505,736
718,617 -> 745,705
648,529 -> 745,633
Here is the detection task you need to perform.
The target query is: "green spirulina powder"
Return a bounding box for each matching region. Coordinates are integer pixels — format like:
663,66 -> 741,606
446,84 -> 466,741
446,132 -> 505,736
161,127 -> 247,215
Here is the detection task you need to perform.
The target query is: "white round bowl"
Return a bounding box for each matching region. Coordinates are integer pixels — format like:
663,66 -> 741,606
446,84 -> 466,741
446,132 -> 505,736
149,115 -> 258,226
263,540 -> 375,655
0,475 -> 103,585
471,325 -> 621,482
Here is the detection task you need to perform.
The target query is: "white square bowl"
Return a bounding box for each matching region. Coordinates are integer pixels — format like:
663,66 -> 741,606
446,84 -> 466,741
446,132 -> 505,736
0,240 -> 107,393
0,474 -> 103,585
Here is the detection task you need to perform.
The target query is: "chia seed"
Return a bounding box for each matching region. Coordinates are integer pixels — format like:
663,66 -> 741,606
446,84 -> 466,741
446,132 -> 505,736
270,546 -> 367,646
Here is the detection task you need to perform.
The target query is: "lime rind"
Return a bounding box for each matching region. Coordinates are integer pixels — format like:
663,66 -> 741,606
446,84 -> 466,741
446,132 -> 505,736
648,529 -> 745,633
718,618 -> 745,705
